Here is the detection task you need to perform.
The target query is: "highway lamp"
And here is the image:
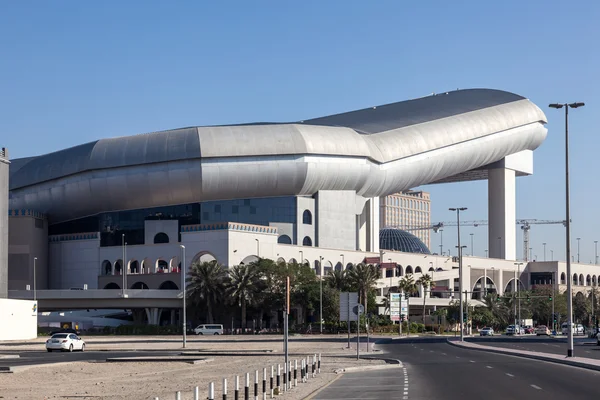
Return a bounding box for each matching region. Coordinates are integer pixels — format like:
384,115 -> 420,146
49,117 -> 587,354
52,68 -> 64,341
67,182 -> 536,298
449,207 -> 467,341
514,262 -> 523,327
319,256 -> 324,334
595,241 -> 598,265
549,101 -> 585,357
577,238 -> 581,263
33,257 -> 37,301
439,229 -> 444,256
180,245 -> 187,348
470,233 -> 474,257
551,250 -> 554,261
543,243 -> 547,262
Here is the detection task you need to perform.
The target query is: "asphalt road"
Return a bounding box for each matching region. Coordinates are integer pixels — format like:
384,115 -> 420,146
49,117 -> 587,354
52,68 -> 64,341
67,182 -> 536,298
313,339 -> 600,400
468,335 -> 600,359
0,350 -> 179,368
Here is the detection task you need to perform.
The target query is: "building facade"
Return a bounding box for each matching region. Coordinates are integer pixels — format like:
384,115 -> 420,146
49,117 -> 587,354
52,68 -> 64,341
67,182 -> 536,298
380,190 -> 431,248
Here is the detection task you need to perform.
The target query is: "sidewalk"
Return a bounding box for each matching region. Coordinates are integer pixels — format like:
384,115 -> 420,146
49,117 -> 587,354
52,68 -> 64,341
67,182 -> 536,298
448,338 -> 600,372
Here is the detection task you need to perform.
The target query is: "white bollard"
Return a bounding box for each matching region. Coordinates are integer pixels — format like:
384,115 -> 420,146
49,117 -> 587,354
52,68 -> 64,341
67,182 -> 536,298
254,370 -> 259,400
208,382 -> 215,400
262,367 -> 267,400
284,363 -> 288,392
194,386 -> 199,400
245,373 -> 250,400
294,359 -> 298,387
223,377 -> 228,400
289,361 -> 292,389
235,375 -> 240,400
176,391 -> 181,400
270,365 -> 274,399
318,353 -> 321,373
277,364 -> 281,393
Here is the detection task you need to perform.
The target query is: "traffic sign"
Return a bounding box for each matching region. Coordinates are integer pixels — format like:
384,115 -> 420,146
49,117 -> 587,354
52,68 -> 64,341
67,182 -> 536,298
340,292 -> 359,322
352,304 -> 365,315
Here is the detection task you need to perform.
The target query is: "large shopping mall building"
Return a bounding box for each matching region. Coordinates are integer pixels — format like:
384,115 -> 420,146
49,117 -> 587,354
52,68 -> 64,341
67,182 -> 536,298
2,88 -> 599,332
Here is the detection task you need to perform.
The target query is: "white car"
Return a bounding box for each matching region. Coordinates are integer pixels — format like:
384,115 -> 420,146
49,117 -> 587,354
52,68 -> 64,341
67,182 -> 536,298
479,327 -> 494,336
46,333 -> 86,352
194,324 -> 224,335
535,325 -> 551,336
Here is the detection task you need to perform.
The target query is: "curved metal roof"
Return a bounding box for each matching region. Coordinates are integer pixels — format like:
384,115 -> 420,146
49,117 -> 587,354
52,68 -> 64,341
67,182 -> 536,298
8,88 -> 548,223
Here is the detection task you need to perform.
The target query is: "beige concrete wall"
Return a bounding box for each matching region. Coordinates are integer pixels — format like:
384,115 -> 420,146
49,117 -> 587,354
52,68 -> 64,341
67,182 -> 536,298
0,298 -> 37,340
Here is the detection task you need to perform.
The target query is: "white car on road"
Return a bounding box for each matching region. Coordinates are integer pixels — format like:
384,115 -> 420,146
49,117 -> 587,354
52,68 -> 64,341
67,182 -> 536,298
45,333 -> 86,352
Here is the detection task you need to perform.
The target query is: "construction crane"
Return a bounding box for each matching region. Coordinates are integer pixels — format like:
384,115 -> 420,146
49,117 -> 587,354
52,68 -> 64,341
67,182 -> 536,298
394,219 -> 566,261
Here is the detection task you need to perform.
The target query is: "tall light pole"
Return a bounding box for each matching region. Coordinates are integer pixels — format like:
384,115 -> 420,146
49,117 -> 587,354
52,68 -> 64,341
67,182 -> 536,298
180,245 -> 187,348
549,101 -> 585,358
529,247 -> 533,262
595,241 -> 598,265
543,243 -> 547,262
439,229 -> 444,256
497,237 -> 502,259
514,262 -> 523,327
33,257 -> 37,301
577,238 -> 581,263
551,250 -> 554,261
485,249 -> 488,258
449,207 -> 467,341
319,256 -> 324,334
470,233 -> 474,257
121,234 -> 127,297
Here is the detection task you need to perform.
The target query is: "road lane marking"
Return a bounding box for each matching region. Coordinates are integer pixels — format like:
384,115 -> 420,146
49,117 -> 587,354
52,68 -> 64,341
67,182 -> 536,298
531,385 -> 542,390
441,352 -> 447,355
486,366 -> 493,369
456,356 -> 460,358
469,360 -> 476,363
506,373 -> 514,377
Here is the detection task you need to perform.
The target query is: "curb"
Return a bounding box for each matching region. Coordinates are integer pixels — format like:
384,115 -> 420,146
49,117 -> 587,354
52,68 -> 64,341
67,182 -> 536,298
105,357 -> 214,364
333,358 -> 402,374
302,373 -> 343,400
0,355 -> 20,359
0,361 -> 82,374
447,339 -> 600,372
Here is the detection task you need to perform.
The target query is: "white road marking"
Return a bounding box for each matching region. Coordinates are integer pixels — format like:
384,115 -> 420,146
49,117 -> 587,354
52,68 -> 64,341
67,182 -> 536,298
456,356 -> 461,358
531,384 -> 542,390
469,360 -> 476,363
506,373 -> 514,377
441,352 -> 447,355
486,366 -> 493,369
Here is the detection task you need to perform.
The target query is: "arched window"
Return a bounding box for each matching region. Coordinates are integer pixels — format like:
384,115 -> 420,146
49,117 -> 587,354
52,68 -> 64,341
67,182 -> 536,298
131,282 -> 149,289
406,265 -> 413,275
154,232 -> 169,244
302,236 -> 312,246
415,266 -> 422,273
101,260 -> 112,276
560,272 -> 566,284
278,235 -> 292,244
302,210 -> 312,225
573,274 -> 578,285
104,282 -> 120,289
159,281 -> 178,290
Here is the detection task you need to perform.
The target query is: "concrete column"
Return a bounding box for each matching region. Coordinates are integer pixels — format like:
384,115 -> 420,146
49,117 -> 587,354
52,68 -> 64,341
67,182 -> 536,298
367,197 -> 380,253
488,168 -> 516,260
0,148 -> 9,298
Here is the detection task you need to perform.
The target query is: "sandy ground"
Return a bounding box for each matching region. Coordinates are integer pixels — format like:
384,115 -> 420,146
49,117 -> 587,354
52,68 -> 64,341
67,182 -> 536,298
0,335 -> 386,400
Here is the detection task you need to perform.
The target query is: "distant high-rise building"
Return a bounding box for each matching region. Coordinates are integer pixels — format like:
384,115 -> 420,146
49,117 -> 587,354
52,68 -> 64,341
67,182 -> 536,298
380,190 -> 431,249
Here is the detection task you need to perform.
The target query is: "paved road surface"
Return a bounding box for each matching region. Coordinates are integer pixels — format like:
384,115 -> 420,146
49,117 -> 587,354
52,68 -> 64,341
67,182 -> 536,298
471,337 -> 600,359
313,339 -> 600,399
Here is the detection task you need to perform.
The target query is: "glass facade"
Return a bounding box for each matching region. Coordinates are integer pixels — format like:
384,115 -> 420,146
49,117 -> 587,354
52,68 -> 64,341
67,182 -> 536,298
49,196 -> 298,247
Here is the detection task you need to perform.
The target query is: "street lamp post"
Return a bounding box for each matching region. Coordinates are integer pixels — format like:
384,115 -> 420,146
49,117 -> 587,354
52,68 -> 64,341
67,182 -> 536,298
549,101 -> 585,358
497,237 -> 502,259
33,257 -> 37,301
319,256 -> 324,334
543,243 -> 547,262
470,233 -> 474,257
180,245 -> 187,348
439,229 -> 444,256
121,234 -> 127,297
514,262 -> 523,327
577,238 -> 581,263
551,250 -> 554,261
595,241 -> 598,265
529,248 -> 533,262
485,249 -> 488,258
449,207 -> 467,341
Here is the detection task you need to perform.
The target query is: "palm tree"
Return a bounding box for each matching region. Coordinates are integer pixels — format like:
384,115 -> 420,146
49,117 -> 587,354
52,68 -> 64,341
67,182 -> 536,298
398,275 -> 418,324
186,260 -> 226,324
325,269 -> 347,291
226,264 -> 261,329
347,263 -> 379,314
416,274 -> 435,326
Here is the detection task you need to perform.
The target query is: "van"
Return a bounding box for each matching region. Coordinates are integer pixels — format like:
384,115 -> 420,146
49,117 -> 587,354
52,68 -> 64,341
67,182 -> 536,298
561,322 -> 585,335
193,324 -> 224,335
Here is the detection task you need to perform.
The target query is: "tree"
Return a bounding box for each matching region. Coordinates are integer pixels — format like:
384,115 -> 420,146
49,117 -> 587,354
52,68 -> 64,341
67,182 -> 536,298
186,260 -> 227,324
347,263 -> 379,314
226,264 -> 261,329
398,275 -> 418,323
416,274 -> 435,325
325,269 -> 348,291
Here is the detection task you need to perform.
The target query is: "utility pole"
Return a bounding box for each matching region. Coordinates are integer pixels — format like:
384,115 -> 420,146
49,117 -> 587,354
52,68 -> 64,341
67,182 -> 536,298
543,243 -> 547,262
595,241 -> 598,265
450,207 -> 467,341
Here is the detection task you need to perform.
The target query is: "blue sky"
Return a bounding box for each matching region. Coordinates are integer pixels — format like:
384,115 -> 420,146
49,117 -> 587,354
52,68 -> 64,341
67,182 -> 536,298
1,1 -> 598,262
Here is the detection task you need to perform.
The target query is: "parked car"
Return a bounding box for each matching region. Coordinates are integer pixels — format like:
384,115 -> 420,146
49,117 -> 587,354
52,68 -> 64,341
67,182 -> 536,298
535,325 -> 551,336
479,327 -> 494,336
524,326 -> 535,334
194,324 -> 224,335
506,325 -> 524,335
561,322 -> 585,336
45,333 -> 85,352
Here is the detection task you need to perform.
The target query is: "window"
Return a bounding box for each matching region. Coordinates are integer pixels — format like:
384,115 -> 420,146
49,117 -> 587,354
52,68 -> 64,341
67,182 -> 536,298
232,205 -> 239,214
214,205 -> 221,213
154,232 -> 169,244
302,210 -> 312,225
278,235 -> 292,244
302,236 -> 312,246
